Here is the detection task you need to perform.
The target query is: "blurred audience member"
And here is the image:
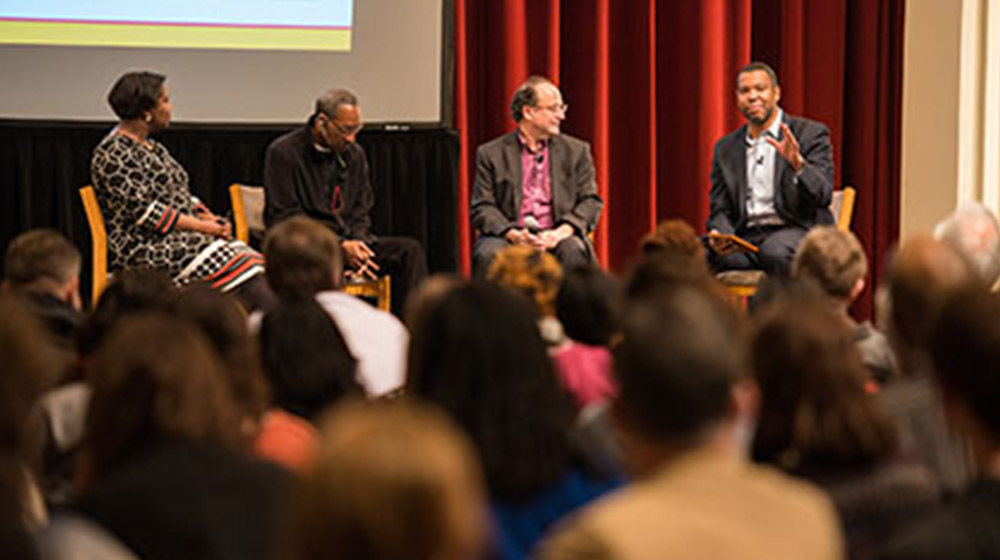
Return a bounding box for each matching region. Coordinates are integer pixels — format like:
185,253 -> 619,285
257,299 -> 364,472
552,266 -> 620,409
792,226 -> 898,383
934,202 -> 1000,288
0,296 -> 66,560
408,281 -> 621,560
536,287 -> 841,560
287,399 -> 488,560
2,229 -> 83,351
264,216 -> 408,396
751,293 -> 939,559
488,244 -> 566,346
879,289 -> 1000,559
44,315 -> 287,560
881,236 -> 979,495
403,273 -> 465,331
639,219 -> 708,270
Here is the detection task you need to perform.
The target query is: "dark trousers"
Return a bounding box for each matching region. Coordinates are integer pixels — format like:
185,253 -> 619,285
370,236 -> 427,317
473,234 -> 592,277
708,225 -> 807,277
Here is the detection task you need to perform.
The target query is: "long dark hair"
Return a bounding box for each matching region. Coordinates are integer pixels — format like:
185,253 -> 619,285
407,281 -> 578,500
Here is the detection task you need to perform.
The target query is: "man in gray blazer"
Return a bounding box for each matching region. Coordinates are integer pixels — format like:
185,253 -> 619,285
707,61 -> 835,275
471,76 -> 603,276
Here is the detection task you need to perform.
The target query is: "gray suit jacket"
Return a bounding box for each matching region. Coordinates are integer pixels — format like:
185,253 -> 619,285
707,113 -> 835,234
471,132 -> 603,241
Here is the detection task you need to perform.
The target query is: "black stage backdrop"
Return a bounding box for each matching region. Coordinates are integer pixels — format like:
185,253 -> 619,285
0,120 -> 459,306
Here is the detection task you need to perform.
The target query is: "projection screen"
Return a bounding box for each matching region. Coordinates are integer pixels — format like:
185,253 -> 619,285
0,0 -> 443,123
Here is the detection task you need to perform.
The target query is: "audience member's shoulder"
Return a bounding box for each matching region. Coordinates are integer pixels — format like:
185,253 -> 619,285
879,480 -> 1000,560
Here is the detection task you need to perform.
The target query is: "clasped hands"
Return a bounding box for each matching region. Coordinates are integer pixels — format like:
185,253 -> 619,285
193,204 -> 232,239
505,223 -> 574,251
342,239 -> 380,281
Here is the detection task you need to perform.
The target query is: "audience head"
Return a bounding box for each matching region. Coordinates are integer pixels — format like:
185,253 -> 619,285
750,292 -> 897,471
167,285 -> 270,426
555,266 -> 622,347
934,202 -> 1000,287
487,245 -> 563,317
930,289 -> 1000,460
885,235 -> 977,374
76,268 -> 175,359
107,71 -> 169,126
80,314 -> 242,487
792,226 -> 867,303
264,216 -> 343,300
260,299 -> 362,420
614,286 -> 744,462
404,273 -> 465,330
288,400 -> 487,560
312,89 -> 362,152
3,229 -> 82,309
625,250 -> 724,303
639,219 -> 707,268
407,281 -> 576,499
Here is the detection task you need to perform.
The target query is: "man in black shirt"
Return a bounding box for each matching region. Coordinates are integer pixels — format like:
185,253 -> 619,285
263,89 -> 426,316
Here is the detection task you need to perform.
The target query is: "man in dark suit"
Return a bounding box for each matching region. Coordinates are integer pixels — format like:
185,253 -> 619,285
707,61 -> 835,275
471,76 -> 604,276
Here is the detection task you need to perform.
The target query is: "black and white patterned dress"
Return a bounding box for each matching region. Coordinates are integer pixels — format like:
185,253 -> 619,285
91,132 -> 264,291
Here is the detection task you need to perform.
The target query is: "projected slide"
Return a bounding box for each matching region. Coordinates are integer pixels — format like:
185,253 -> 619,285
0,0 -> 354,51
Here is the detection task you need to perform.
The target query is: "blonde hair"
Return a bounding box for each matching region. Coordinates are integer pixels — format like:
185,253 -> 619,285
487,245 -> 563,316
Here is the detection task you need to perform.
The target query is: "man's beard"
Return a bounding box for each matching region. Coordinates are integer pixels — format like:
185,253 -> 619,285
743,106 -> 773,127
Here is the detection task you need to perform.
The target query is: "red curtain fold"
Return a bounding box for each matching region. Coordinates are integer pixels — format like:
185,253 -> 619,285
455,0 -> 903,318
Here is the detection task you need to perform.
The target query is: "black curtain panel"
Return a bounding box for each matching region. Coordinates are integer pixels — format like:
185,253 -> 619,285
0,120 -> 459,306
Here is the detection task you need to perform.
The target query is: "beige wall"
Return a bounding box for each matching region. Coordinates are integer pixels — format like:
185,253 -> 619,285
902,0 -> 1000,237
901,0 -> 963,237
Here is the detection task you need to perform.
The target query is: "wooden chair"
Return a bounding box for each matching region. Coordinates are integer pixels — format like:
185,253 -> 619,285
79,186 -> 109,305
717,186 -> 858,306
228,183 -> 391,312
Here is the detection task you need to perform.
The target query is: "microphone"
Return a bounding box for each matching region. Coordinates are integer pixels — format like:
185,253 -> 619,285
756,155 -> 765,166
524,215 -> 541,234
536,153 -> 545,164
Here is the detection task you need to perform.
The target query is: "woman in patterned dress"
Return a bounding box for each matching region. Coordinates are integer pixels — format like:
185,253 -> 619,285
91,71 -> 271,308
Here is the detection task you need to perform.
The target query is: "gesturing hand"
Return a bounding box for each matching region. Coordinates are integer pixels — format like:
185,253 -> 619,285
765,123 -> 804,172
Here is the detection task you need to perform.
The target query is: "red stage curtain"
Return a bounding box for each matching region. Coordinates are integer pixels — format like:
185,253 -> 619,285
455,0 -> 903,318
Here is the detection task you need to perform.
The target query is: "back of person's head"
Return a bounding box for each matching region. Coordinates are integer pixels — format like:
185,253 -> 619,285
288,400 -> 487,560
639,219 -> 707,267
930,288 -> 1000,445
0,296 -> 64,454
407,281 -> 576,499
264,217 -> 343,301
750,292 -> 896,470
625,250 -> 724,303
555,266 -> 622,346
260,299 -> 362,421
487,245 -> 563,317
168,285 -> 270,423
404,274 -> 465,331
80,314 -> 242,487
886,236 -> 978,372
614,286 -> 741,445
792,226 -> 867,300
3,229 -> 81,298
934,202 -> 1000,287
76,268 -> 175,358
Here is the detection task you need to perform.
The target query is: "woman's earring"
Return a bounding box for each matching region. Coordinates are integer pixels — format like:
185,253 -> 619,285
144,113 -> 153,123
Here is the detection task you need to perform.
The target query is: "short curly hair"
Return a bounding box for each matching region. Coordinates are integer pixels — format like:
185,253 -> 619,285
487,245 -> 563,317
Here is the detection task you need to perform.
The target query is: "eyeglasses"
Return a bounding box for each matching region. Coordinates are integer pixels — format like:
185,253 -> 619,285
536,103 -> 569,114
331,120 -> 363,135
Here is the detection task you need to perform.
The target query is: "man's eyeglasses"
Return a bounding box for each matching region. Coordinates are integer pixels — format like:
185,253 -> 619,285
331,120 -> 363,135
536,103 -> 569,114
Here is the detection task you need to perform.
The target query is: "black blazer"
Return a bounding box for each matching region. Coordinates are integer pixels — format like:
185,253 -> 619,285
471,132 -> 603,241
707,113 -> 835,234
